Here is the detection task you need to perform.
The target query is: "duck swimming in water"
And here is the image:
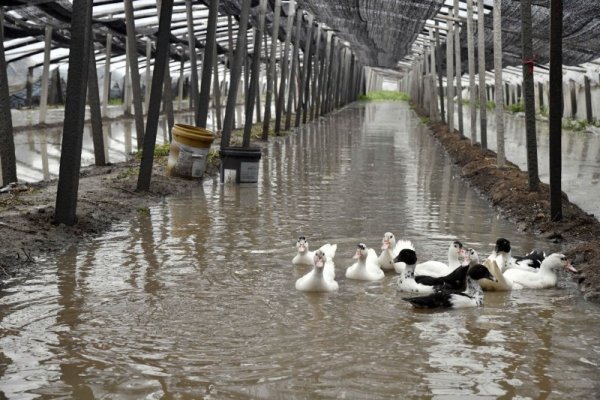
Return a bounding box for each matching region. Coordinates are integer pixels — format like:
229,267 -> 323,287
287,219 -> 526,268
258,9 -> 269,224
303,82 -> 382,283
295,250 -> 339,292
346,243 -> 384,281
377,232 -> 415,272
292,236 -> 337,266
503,253 -> 577,290
403,264 -> 497,309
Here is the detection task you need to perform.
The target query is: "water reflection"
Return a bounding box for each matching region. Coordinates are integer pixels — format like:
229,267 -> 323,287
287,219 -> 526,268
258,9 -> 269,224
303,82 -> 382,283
1,102 -> 599,398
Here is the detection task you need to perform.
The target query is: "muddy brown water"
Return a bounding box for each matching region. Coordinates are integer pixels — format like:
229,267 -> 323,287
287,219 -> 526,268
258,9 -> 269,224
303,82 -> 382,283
1,102 -> 599,398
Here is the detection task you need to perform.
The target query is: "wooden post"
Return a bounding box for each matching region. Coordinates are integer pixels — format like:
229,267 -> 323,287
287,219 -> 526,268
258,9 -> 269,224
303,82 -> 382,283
178,59 -> 184,110
54,0 -> 93,225
429,31 -> 439,121
136,0 -> 174,191
569,80 -> 577,118
285,9 -> 302,130
295,14 -> 313,127
310,24 -> 321,120
213,45 -> 222,130
549,0 -> 562,221
145,38 -> 152,113
220,0 -> 251,147
263,0 -> 281,139
125,0 -> 145,148
88,50 -> 106,166
102,31 -> 112,116
446,15 -> 455,133
243,0 -> 266,147
466,0 -> 477,143
197,0 -> 219,128
186,0 -> 199,115
538,81 -> 544,111
123,38 -> 131,115
0,9 -> 17,184
477,0 -> 487,150
521,0 -> 539,191
493,0 -> 505,166
39,26 -> 52,124
584,75 -> 593,123
435,23 -> 445,123
275,0 -> 294,134
454,0 -> 463,135
163,65 -> 174,137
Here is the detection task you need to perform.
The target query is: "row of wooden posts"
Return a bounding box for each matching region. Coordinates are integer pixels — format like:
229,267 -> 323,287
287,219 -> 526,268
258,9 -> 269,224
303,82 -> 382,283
0,0 -> 365,226
401,0 -> 567,221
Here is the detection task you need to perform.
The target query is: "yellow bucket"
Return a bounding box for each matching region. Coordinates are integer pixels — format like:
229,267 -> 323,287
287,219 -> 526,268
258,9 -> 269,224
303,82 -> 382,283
167,124 -> 215,178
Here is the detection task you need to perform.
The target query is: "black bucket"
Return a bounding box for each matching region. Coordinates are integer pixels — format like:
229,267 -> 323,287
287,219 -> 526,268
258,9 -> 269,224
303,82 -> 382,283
219,147 -> 262,183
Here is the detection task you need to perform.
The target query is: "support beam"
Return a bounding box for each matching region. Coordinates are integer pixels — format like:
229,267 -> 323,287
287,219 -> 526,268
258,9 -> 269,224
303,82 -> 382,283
102,31 -> 112,116
87,50 -> 106,166
467,0 -> 476,142
435,24 -> 445,123
584,75 -> 593,123
454,0 -> 463,135
213,46 -> 222,130
145,38 -> 152,113
446,7 -> 454,133
39,26 -> 52,124
275,0 -> 293,135
521,0 -> 539,191
54,0 -> 93,225
136,0 -> 174,191
477,0 -> 488,150
220,0 -> 250,147
0,9 -> 17,184
243,0 -> 266,147
186,0 -> 199,115
196,0 -> 219,128
285,9 -> 302,130
549,0 -> 563,221
298,14 -> 314,125
263,0 -> 281,139
493,0 -> 505,166
125,0 -> 145,148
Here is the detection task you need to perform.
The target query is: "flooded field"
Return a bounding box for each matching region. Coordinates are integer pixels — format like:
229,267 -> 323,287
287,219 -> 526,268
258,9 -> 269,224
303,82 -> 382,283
1,102 -> 599,398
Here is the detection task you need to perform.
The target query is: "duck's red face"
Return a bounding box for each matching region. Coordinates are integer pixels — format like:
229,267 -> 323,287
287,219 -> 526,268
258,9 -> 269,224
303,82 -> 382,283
297,238 -> 308,253
562,256 -> 577,273
314,251 -> 325,268
354,244 -> 367,259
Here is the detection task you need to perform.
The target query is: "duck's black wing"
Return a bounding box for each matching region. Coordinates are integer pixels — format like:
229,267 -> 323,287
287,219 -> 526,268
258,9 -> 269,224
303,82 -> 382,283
414,265 -> 469,291
403,289 -> 472,309
513,249 -> 545,269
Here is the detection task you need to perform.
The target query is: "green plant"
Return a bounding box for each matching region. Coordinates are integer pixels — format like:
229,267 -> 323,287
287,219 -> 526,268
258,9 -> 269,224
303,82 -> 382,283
108,98 -> 123,105
117,167 -> 139,179
358,91 -> 410,102
135,143 -> 170,159
539,104 -> 549,117
486,100 -> 496,110
507,102 -> 525,113
419,116 -> 430,125
206,148 -> 220,168
137,206 -> 150,215
562,117 -> 588,132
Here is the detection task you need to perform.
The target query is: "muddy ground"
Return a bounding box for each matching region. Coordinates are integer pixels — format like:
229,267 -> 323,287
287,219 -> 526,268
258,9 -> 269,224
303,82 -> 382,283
2,108 -> 600,303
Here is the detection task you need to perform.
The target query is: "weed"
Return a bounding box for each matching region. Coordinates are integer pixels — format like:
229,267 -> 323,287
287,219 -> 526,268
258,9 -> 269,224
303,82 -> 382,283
562,117 -> 588,132
137,207 -> 150,215
507,102 -> 525,113
117,167 -> 139,179
135,143 -> 170,159
358,91 -> 410,102
539,105 -> 549,117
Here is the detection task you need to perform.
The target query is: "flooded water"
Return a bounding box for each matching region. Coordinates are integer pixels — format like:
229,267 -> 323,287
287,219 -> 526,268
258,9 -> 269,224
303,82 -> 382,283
1,102 -> 599,398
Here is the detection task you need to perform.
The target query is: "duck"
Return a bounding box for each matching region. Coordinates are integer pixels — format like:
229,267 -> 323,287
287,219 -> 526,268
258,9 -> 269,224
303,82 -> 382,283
487,237 -> 544,272
377,232 -> 415,272
292,236 -> 337,266
503,253 -> 577,290
507,249 -> 546,272
480,238 -> 535,291
414,248 -> 480,291
346,243 -> 384,281
406,241 -> 464,278
395,249 -> 434,293
403,264 -> 497,309
295,250 -> 339,292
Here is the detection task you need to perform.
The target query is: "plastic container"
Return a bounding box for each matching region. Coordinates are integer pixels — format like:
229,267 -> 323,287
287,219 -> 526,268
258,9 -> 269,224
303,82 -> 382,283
166,124 -> 215,178
219,147 -> 262,183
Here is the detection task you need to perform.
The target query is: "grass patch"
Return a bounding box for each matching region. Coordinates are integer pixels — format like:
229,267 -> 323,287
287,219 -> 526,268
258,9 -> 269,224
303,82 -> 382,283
135,143 -> 170,159
358,91 -> 410,102
507,102 -> 525,113
117,167 -> 139,179
539,105 -> 549,118
108,98 -> 123,105
419,116 -> 430,125
137,206 -> 150,215
462,99 -> 496,110
562,117 -> 588,132
206,148 -> 220,169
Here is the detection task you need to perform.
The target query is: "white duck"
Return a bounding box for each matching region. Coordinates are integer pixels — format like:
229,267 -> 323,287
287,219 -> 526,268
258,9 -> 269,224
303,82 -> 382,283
411,241 -> 464,278
377,232 -> 415,272
481,238 -> 520,291
292,236 -> 337,266
395,249 -> 434,294
295,250 -> 339,292
503,253 -> 577,290
346,243 -> 384,281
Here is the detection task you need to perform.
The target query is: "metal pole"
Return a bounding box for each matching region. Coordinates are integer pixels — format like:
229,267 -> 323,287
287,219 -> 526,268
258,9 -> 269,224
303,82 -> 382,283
213,45 -> 222,130
285,9 -> 302,130
145,38 -> 152,113
275,0 -> 294,134
584,75 -> 593,123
